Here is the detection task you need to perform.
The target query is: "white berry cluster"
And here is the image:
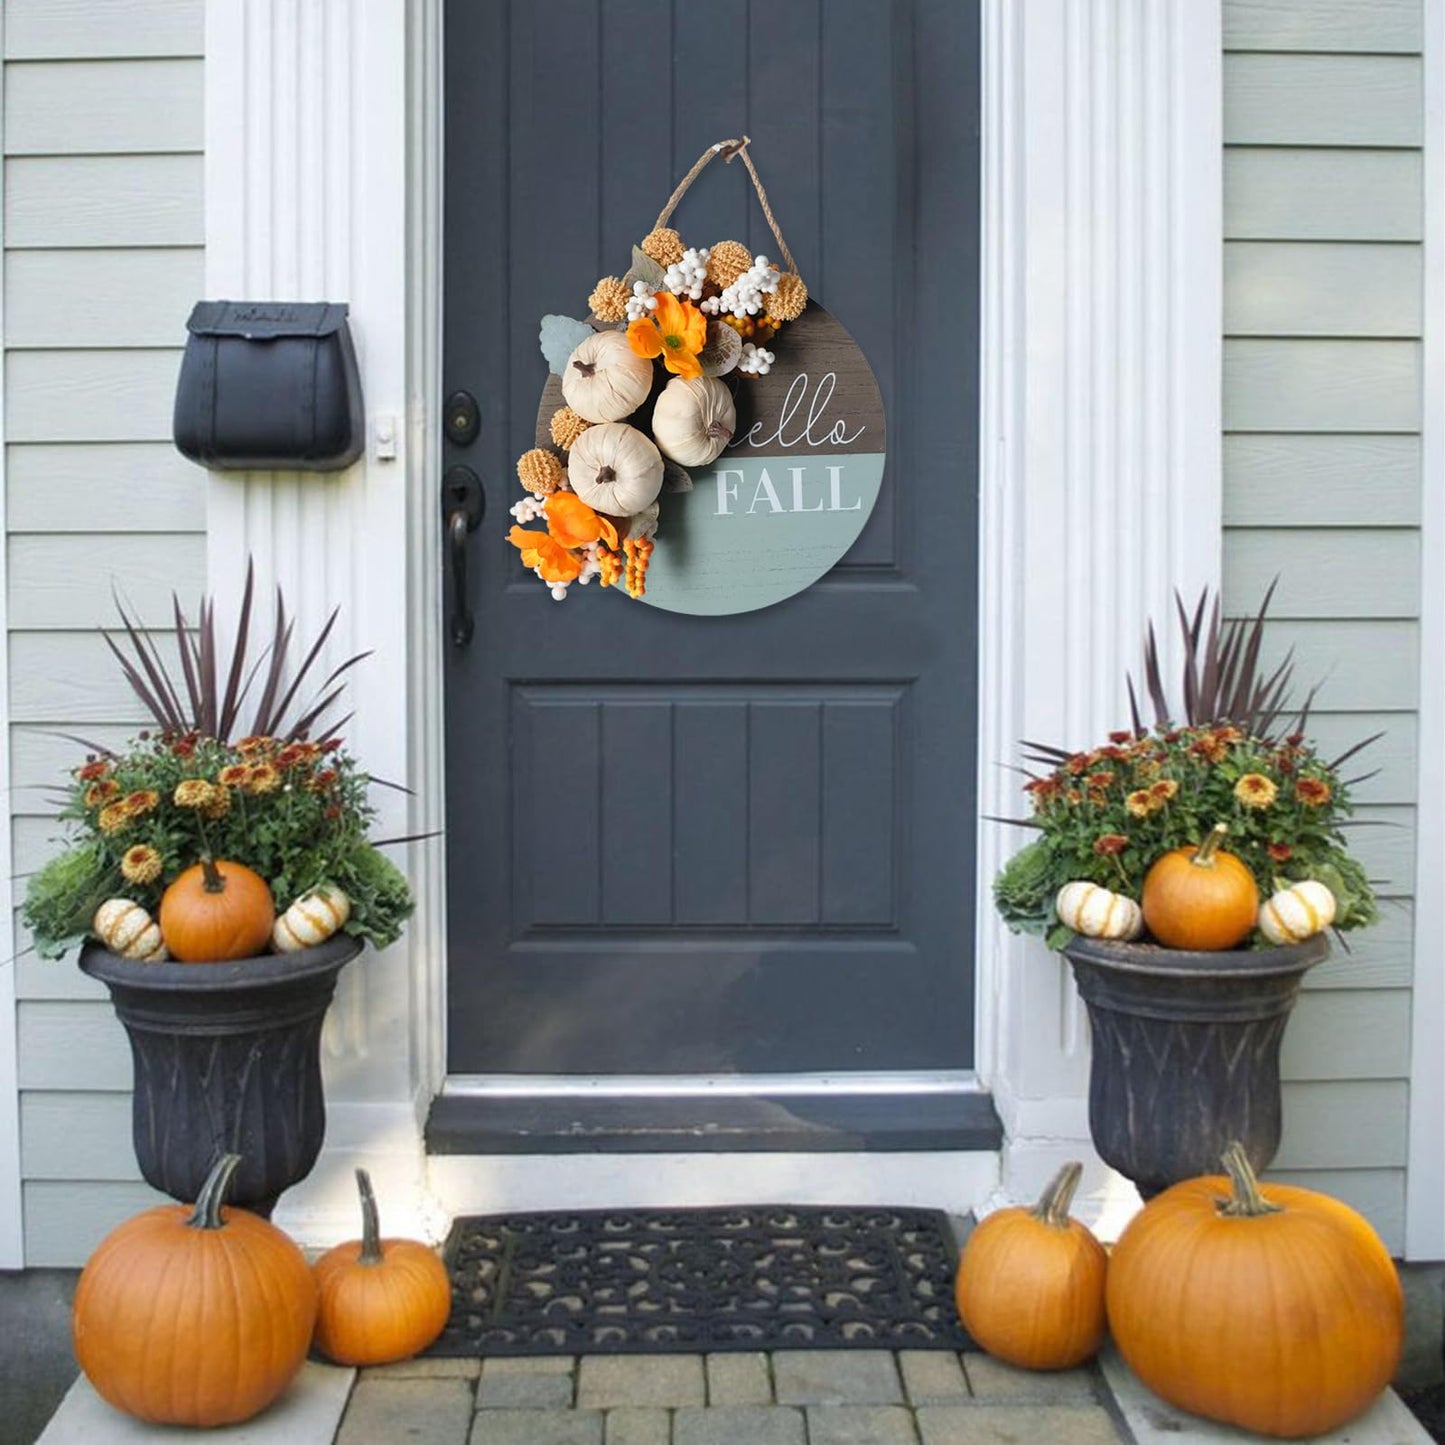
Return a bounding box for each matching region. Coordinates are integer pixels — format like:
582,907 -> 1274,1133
737,343 -> 775,376
625,280 -> 659,323
702,254 -> 779,318
663,247 -> 710,301
510,495 -> 547,525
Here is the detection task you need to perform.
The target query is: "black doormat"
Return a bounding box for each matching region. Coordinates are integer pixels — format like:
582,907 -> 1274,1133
430,1204 -> 976,1356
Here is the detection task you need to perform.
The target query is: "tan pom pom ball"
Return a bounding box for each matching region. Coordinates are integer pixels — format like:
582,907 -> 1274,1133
766,271 -> 808,322
588,276 -> 630,323
706,239 -> 753,289
640,227 -> 684,267
548,406 -> 592,451
517,448 -> 565,496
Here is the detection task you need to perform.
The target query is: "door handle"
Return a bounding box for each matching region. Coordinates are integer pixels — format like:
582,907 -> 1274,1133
442,465 -> 484,647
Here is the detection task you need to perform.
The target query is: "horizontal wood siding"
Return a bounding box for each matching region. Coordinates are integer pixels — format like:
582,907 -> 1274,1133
4,3 -> 207,1265
1223,0 -> 1422,1252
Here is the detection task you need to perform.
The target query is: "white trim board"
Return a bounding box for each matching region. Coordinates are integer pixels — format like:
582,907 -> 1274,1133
1407,0 -> 1445,1262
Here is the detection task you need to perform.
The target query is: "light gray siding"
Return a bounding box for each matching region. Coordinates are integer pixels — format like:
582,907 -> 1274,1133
5,1 -> 204,1265
1223,0 -> 1421,1251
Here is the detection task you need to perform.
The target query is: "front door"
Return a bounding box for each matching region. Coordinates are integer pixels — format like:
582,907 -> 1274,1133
438,0 -> 980,1137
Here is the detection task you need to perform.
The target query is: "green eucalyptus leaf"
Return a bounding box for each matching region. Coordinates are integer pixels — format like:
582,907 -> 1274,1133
539,314 -> 598,375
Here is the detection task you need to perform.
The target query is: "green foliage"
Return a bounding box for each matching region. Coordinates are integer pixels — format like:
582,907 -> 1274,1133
23,842 -> 120,960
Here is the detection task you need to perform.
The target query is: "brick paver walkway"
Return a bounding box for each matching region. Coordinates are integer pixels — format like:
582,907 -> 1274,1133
335,1351 -> 1128,1444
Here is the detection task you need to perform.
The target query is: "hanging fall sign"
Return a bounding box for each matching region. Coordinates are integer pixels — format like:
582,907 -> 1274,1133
510,136 -> 885,616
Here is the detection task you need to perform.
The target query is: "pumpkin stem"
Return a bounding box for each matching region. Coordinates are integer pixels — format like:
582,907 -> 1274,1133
1031,1160 -> 1084,1228
200,855 -> 226,894
707,421 -> 732,440
355,1167 -> 384,1265
1191,822 -> 1230,868
1215,1141 -> 1284,1218
598,466 -> 617,484
572,359 -> 596,378
187,1153 -> 242,1231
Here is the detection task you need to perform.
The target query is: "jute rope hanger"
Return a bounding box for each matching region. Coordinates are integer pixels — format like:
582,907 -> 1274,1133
652,136 -> 803,282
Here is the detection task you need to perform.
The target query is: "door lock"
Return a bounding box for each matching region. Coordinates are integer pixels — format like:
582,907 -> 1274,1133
444,390 -> 481,446
443,465 -> 485,646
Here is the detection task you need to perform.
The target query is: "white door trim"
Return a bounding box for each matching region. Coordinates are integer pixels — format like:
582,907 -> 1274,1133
975,0 -> 1223,1202
1408,0 -> 1445,1262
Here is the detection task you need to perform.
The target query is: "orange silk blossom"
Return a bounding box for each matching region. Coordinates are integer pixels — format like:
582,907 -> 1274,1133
545,490 -> 619,550
506,526 -> 582,584
628,291 -> 707,378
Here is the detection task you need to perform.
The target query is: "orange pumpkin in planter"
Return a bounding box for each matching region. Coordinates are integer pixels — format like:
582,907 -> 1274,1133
954,1161 -> 1107,1370
311,1168 -> 452,1365
160,858 -> 275,961
1141,823 -> 1258,950
72,1153 -> 316,1427
1107,1143 -> 1403,1438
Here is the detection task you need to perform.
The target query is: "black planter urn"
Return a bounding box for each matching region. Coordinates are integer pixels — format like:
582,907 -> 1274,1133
1062,932 -> 1327,1198
79,934 -> 362,1216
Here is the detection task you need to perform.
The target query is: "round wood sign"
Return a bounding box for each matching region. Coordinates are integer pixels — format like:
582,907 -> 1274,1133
535,303 -> 884,615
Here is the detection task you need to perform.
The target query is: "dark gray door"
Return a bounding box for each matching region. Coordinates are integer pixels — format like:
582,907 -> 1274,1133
441,1 -> 978,1088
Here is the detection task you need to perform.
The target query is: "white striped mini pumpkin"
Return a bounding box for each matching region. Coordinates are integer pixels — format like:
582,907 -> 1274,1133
92,898 -> 169,961
1055,881 -> 1144,941
1258,880 -> 1336,946
272,885 -> 352,953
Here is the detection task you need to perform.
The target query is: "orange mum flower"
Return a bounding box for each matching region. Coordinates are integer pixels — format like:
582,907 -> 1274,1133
545,491 -> 620,550
1125,789 -> 1157,818
627,292 -> 707,378
1234,773 -> 1278,809
1295,777 -> 1333,807
1094,833 -> 1129,856
507,526 -> 582,585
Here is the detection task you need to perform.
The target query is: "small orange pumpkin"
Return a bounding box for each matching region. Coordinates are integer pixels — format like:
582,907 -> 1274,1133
1108,1142 -> 1403,1438
954,1161 -> 1107,1370
72,1153 -> 316,1427
159,858 -> 275,961
311,1168 -> 452,1366
1141,823 -> 1258,950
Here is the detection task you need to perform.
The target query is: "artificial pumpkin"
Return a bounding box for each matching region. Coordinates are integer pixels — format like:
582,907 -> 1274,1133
650,375 -> 737,467
272,883 -> 352,953
1141,823 -> 1258,950
954,1161 -> 1107,1370
560,329 -> 654,424
72,1153 -> 317,1427
1258,879 -> 1336,946
311,1168 -> 452,1366
159,858 -> 275,962
1107,1142 -> 1403,1438
1055,881 -> 1143,942
567,422 -> 664,516
92,898 -> 168,961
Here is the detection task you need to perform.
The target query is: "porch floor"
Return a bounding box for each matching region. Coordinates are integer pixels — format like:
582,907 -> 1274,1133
34,1347 -> 1434,1444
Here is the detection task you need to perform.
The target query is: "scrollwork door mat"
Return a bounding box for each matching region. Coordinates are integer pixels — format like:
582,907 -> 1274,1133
430,1204 -> 976,1356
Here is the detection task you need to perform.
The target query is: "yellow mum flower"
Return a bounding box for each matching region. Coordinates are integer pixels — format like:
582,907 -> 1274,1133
85,780 -> 121,808
242,762 -> 281,795
173,779 -> 213,809
124,790 -> 160,816
1234,773 -> 1278,809
98,802 -> 131,835
1125,789 -> 1158,818
120,844 -> 163,886
202,784 -> 233,820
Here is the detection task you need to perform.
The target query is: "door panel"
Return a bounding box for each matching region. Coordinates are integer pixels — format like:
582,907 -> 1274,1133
442,0 -> 979,1079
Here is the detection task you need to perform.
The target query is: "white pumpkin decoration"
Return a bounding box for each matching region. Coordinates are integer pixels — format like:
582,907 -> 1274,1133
93,898 -> 169,961
567,422 -> 664,516
651,376 -> 736,467
1258,879 -> 1336,945
560,330 -> 655,424
272,885 -> 352,953
1055,881 -> 1145,941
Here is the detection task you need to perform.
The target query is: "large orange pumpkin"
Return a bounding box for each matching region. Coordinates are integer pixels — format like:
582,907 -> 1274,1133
1107,1142 -> 1403,1438
72,1153 -> 317,1427
1141,823 -> 1258,950
159,858 -> 275,961
954,1160 -> 1107,1370
312,1168 -> 452,1365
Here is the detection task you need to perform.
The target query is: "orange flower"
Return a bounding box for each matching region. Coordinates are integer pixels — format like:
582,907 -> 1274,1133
544,491 -> 619,550
1234,773 -> 1278,809
507,526 -> 582,585
1093,833 -> 1129,856
1295,777 -> 1332,807
627,292 -> 707,378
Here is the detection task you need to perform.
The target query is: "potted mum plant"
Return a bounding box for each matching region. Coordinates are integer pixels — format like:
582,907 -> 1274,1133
22,567 -> 413,1216
994,587 -> 1377,1197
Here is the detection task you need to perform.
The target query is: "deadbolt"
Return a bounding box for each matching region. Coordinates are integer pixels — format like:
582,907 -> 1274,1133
444,390 -> 481,446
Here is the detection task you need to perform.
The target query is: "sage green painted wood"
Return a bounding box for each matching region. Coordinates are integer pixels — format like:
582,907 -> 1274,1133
22,1181 -> 169,1267
1224,242 -> 1421,338
20,1092 -> 138,1179
4,0 -> 203,60
9,632 -> 183,722
1224,55 -> 1422,147
1225,150 -> 1421,242
14,949 -> 108,1003
5,349 -> 182,442
1223,528 -> 1419,618
1223,435 -> 1421,525
1245,619 -> 1419,711
1276,1080 -> 1408,1169
8,533 -> 205,629
1304,711 -> 1416,805
7,443 -> 205,531
5,248 -> 203,348
11,725 -> 136,802
1223,339 -> 1419,433
1307,899 -> 1413,991
1223,0 -> 1421,53
2,59 -> 202,154
1346,805 -> 1416,894
4,155 -> 204,248
1281,989 -> 1411,1081
1264,1169 -> 1405,1252
18,1001 -> 130,1091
